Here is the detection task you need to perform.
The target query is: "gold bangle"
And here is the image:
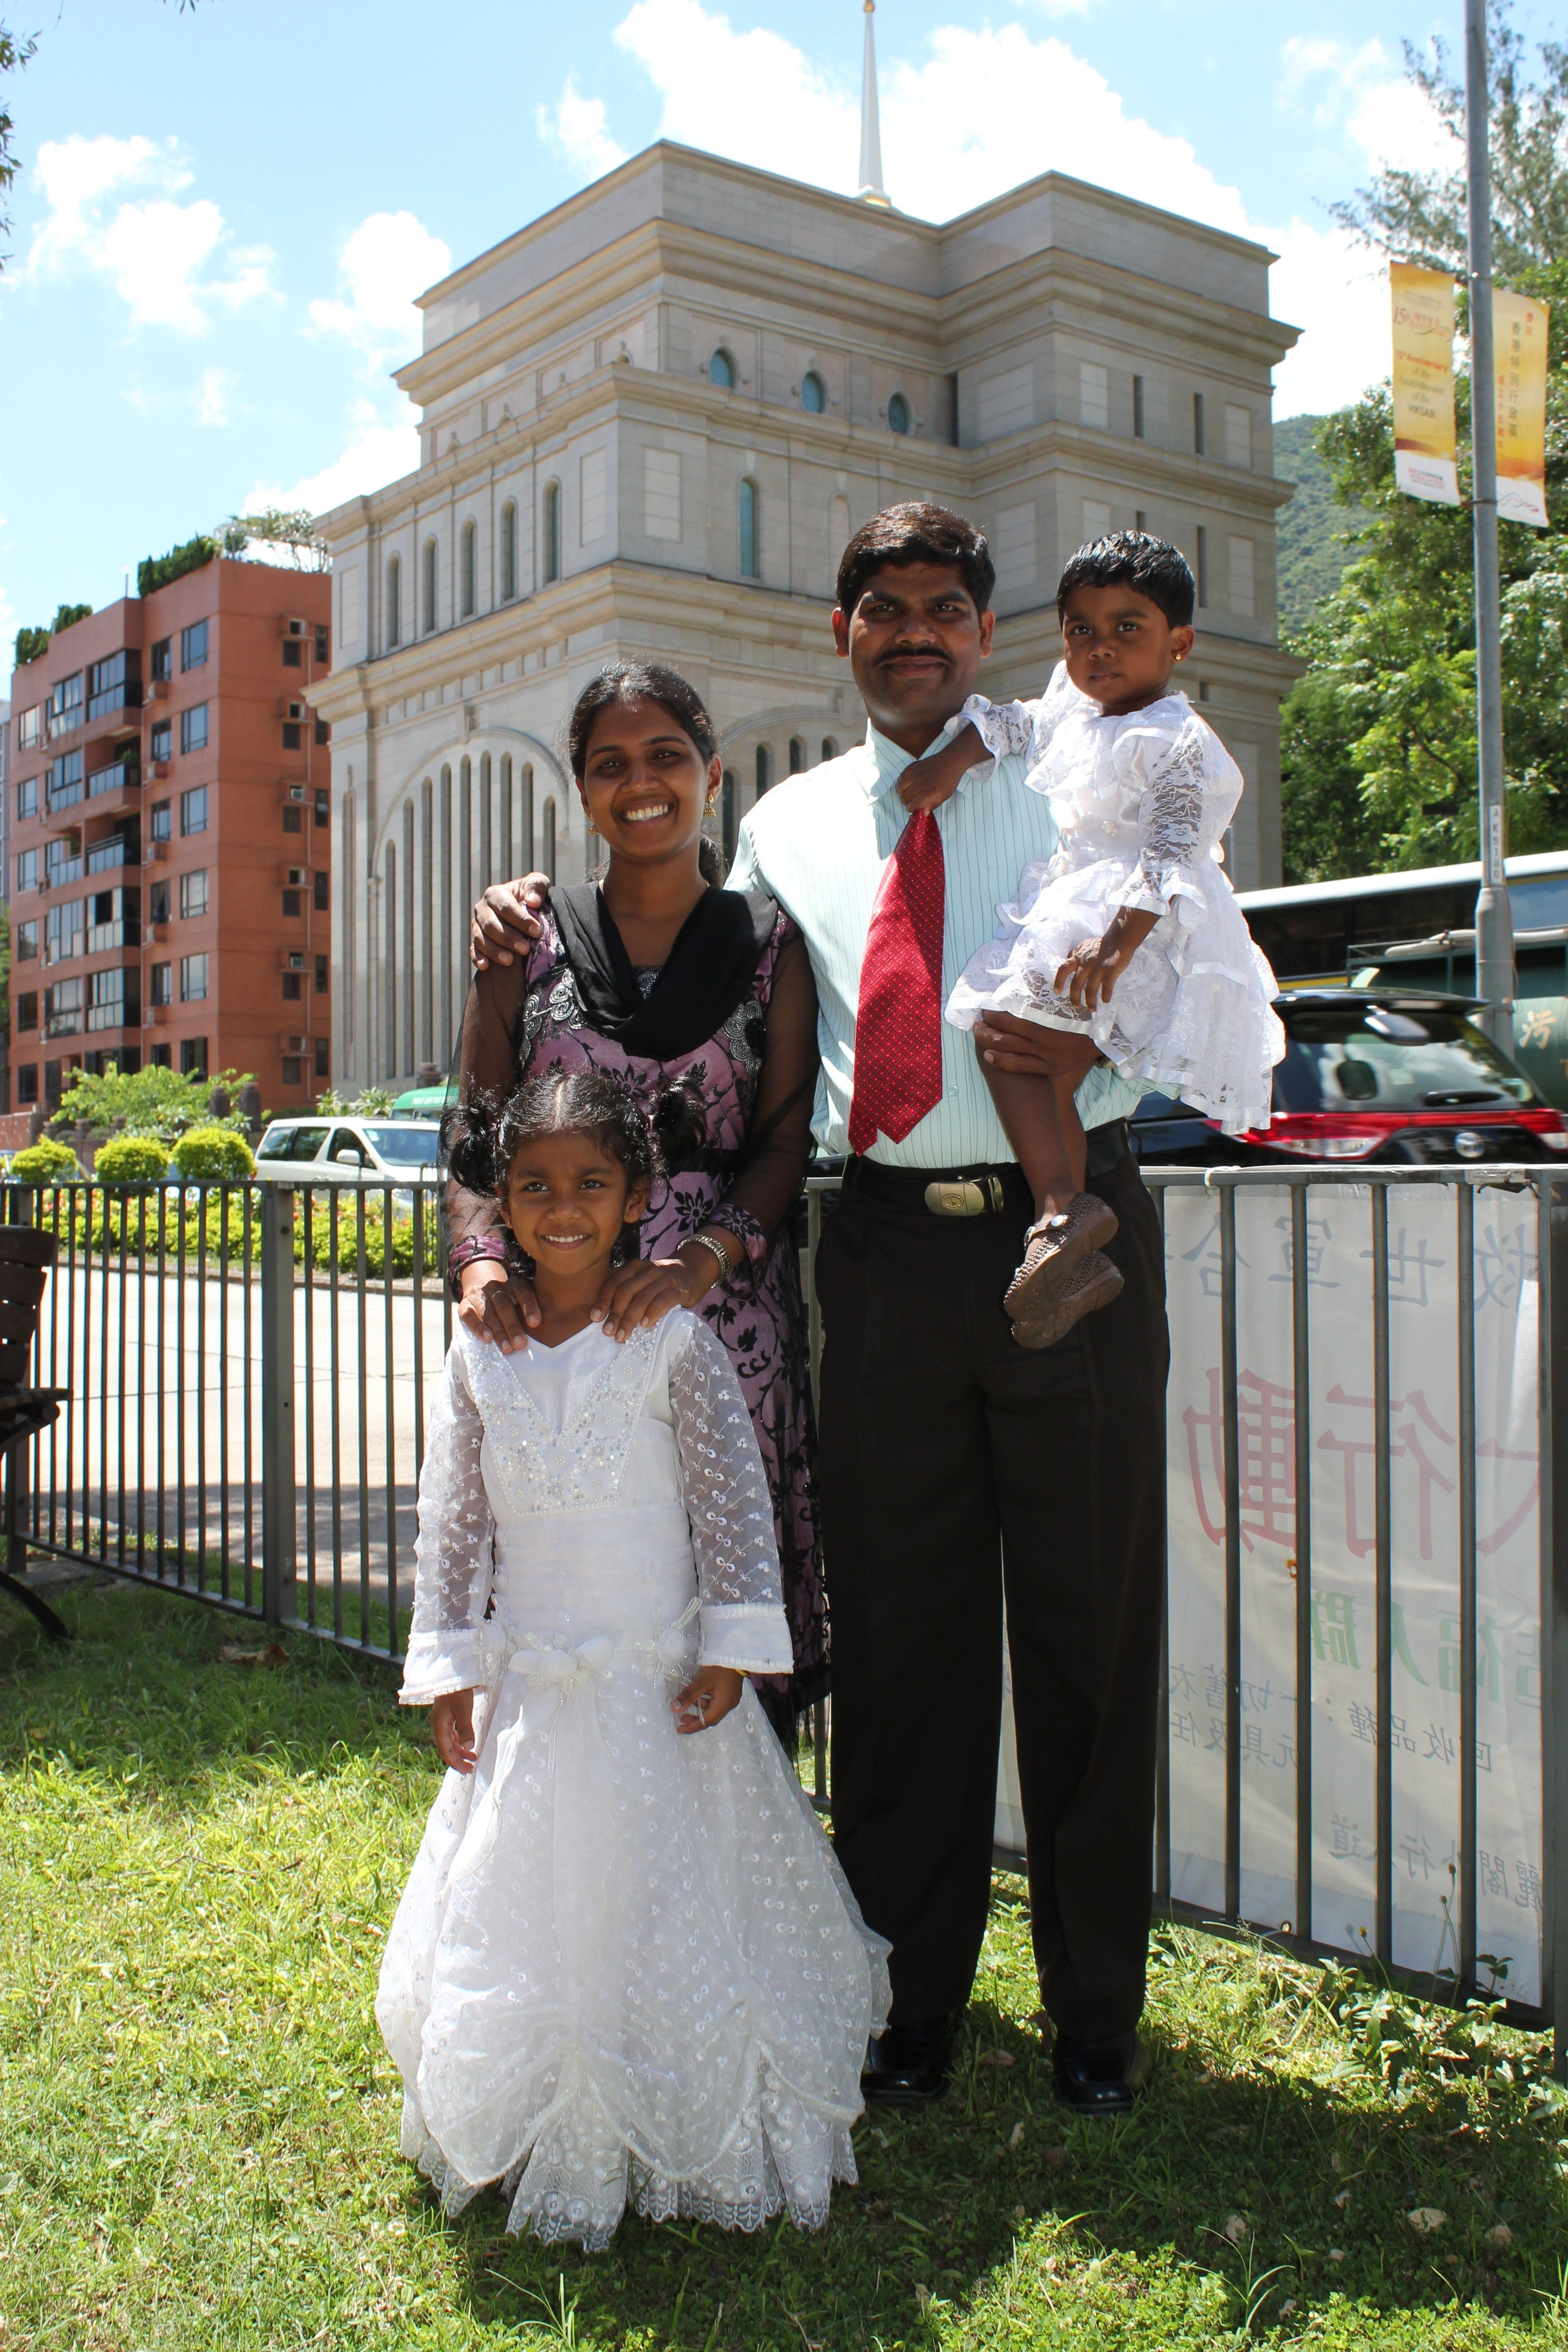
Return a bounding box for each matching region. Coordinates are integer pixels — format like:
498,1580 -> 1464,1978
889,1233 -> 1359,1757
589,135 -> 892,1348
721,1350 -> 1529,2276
687,1232 -> 735,1285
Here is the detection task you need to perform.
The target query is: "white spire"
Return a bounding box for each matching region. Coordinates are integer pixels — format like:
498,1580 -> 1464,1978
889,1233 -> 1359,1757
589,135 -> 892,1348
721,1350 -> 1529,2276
857,0 -> 890,206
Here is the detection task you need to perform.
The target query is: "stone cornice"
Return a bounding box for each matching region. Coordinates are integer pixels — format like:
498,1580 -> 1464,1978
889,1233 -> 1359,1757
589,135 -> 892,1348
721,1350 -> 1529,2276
397,211 -> 1292,417
321,360 -> 1293,548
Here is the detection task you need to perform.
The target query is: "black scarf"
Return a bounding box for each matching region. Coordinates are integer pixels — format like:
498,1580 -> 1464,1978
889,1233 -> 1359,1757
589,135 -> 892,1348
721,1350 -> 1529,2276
549,884 -> 778,1063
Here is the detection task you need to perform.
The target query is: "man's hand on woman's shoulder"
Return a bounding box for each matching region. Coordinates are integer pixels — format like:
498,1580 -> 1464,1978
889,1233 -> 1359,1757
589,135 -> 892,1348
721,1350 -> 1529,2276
471,872 -> 553,970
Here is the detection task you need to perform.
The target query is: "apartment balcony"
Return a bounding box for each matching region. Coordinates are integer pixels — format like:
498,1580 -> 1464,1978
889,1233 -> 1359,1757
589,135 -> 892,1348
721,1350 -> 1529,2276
86,760 -> 141,813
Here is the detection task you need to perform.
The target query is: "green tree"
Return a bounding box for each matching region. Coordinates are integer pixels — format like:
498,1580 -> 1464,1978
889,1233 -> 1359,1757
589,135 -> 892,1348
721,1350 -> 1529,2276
53,1062 -> 255,1146
1281,3 -> 1568,881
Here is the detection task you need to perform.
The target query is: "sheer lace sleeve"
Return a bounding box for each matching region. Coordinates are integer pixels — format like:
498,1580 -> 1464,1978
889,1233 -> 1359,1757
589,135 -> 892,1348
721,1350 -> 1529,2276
704,927 -> 818,1287
1114,715 -> 1244,927
667,1315 -> 793,1674
953,664 -> 1081,771
399,1344 -> 497,1705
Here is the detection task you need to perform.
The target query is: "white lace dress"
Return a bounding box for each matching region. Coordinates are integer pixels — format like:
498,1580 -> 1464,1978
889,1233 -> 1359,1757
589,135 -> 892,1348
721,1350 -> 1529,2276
943,670 -> 1284,1134
376,1310 -> 889,2253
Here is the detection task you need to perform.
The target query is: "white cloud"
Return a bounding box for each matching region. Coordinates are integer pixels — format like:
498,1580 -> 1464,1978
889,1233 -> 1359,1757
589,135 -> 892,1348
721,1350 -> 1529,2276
583,2 -> 1418,418
245,400 -> 422,524
194,366 -> 232,426
21,133 -> 275,334
537,77 -> 628,181
1281,34 -> 1455,176
614,0 -> 855,189
307,211 -> 453,377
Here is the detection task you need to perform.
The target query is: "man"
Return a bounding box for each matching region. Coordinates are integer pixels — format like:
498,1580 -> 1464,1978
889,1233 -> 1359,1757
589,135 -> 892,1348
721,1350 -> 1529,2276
473,504 -> 1166,2117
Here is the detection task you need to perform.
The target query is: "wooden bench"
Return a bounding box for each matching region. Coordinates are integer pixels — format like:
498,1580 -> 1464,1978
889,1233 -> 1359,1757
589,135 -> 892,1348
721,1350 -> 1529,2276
0,1224 -> 70,1641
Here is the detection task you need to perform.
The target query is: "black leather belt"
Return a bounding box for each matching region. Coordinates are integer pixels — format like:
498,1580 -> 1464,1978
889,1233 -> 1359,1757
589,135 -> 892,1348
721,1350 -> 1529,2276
844,1122 -> 1131,1219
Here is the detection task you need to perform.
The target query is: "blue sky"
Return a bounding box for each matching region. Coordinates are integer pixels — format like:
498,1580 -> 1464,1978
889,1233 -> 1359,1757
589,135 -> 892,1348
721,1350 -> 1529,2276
0,0 -> 1475,650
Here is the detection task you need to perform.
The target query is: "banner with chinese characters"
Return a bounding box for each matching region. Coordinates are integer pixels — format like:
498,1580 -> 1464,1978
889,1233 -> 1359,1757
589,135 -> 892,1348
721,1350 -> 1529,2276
1152,1181 -> 1544,2006
1391,263 -> 1460,506
1494,289 -> 1551,529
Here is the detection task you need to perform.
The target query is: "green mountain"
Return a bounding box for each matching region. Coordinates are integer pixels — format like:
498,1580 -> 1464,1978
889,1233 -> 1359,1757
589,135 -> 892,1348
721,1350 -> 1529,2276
1273,413 -> 1371,639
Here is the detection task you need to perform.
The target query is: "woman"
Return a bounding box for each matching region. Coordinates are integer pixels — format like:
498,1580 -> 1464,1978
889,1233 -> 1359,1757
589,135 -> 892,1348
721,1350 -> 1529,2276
446,662 -> 824,1735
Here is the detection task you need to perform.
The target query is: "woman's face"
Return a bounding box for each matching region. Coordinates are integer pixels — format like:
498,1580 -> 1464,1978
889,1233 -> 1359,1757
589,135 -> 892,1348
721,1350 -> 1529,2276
577,697 -> 720,872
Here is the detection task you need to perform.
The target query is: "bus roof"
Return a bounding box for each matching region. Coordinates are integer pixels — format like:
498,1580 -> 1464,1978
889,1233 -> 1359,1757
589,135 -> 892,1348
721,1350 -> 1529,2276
1237,850 -> 1568,913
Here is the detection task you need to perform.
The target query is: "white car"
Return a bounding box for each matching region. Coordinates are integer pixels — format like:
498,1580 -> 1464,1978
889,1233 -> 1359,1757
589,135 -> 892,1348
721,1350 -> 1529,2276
254,1116 -> 442,1188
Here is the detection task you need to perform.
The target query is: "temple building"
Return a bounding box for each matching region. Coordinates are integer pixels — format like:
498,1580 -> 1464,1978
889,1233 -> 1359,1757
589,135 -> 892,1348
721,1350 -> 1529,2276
314,60 -> 1299,1092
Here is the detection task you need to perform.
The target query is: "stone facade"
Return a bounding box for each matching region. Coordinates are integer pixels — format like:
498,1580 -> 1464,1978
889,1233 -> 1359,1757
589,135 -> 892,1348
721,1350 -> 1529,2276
314,142 -> 1299,1093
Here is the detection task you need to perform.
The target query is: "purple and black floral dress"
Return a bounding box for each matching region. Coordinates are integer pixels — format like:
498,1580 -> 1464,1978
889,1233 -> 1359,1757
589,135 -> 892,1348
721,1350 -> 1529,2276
445,887 -> 826,1725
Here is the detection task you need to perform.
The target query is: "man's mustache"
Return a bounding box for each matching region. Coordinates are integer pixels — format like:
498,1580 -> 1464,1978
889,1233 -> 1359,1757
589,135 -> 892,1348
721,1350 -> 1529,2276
874,642 -> 951,664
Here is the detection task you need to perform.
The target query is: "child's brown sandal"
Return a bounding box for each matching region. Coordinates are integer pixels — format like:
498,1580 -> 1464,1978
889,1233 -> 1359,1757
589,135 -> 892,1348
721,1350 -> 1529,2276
1002,1191 -> 1119,1321
1010,1249 -> 1124,1350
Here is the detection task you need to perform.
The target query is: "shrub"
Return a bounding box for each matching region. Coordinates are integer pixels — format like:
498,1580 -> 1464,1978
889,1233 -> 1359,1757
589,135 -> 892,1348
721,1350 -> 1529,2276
9,1139 -> 79,1185
137,536 -> 220,599
171,1126 -> 255,1182
93,1137 -> 171,1186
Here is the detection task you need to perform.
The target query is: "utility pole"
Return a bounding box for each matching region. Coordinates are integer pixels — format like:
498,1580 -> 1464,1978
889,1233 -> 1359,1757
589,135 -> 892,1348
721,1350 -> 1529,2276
1465,0 -> 1515,1045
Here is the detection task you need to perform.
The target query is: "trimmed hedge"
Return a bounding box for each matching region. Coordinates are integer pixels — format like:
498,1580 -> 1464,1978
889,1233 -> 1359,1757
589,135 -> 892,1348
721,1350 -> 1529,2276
171,1126 -> 256,1181
93,1137 -> 172,1186
8,1140 -> 79,1185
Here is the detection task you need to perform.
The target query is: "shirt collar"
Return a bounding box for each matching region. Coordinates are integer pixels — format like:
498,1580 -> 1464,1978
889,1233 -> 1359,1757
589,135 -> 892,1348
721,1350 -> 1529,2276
858,719 -> 991,804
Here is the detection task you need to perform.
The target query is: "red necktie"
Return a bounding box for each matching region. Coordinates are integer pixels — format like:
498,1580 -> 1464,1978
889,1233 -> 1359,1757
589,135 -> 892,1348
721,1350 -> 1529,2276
848,808 -> 946,1153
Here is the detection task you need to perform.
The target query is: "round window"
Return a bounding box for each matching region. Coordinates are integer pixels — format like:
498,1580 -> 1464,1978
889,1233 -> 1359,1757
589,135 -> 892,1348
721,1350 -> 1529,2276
887,392 -> 911,435
709,349 -> 735,389
801,371 -> 826,414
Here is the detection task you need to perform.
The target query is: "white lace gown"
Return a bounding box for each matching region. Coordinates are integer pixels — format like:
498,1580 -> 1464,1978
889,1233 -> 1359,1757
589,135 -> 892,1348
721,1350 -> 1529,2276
376,1310 -> 890,2252
943,669 -> 1285,1134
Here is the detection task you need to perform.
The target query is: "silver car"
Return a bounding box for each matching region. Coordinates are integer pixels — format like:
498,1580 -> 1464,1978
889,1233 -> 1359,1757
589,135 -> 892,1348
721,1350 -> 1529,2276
254,1116 -> 442,1191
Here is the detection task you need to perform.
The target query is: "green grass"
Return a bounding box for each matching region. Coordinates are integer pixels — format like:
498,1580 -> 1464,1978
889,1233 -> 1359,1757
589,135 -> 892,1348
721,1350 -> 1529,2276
2,1581 -> 1566,2352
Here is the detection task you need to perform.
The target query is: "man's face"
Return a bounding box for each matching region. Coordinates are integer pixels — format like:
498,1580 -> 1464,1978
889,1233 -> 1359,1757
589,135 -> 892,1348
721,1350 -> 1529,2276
833,561 -> 995,746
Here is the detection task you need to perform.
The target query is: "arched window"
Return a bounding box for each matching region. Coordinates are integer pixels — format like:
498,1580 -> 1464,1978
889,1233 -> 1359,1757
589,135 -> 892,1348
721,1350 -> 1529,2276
460,520 -> 477,619
709,348 -> 735,389
789,737 -> 805,774
801,371 -> 825,414
755,744 -> 771,796
522,763 -> 535,871
499,501 -> 517,602
499,754 -> 514,877
402,801 -> 415,1079
542,795 -> 557,882
887,392 -> 911,435
384,554 -> 401,651
383,838 -> 397,1078
479,751 -> 492,887
820,736 -> 837,763
721,770 -> 737,864
421,537 -> 438,634
542,483 -> 560,584
739,478 -> 759,579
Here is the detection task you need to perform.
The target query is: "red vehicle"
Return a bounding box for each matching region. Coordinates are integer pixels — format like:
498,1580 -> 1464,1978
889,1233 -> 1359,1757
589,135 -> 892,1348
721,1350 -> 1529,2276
1128,988 -> 1568,1167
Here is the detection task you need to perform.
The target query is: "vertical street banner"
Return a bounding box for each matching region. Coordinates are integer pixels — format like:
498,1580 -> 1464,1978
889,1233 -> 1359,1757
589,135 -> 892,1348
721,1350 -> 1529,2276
1390,263 -> 1460,506
1494,289 -> 1551,529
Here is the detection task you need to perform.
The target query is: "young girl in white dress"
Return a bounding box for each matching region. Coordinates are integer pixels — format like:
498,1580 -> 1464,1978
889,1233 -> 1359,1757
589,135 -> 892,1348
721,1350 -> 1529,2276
898,530 -> 1283,1348
377,1069 -> 888,2251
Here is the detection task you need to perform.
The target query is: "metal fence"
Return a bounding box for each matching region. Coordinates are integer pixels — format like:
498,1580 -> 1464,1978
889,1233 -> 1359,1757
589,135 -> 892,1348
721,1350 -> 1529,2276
5,1164 -> 1563,2067
5,1179 -> 450,1661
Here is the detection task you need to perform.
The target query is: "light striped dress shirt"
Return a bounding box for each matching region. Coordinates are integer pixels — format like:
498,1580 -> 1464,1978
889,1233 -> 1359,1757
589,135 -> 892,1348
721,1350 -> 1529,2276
727,721 -> 1147,1168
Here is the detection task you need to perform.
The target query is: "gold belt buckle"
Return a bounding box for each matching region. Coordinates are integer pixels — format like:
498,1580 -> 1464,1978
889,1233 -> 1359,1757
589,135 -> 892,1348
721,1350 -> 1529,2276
924,1178 -> 995,1217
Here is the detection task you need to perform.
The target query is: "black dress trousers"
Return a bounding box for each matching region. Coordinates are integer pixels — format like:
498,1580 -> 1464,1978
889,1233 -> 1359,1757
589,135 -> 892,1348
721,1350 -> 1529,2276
815,1144 -> 1169,2040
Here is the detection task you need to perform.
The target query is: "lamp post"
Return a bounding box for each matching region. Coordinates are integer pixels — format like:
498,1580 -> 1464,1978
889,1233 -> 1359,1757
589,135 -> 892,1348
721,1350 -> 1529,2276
1465,0 -> 1514,1045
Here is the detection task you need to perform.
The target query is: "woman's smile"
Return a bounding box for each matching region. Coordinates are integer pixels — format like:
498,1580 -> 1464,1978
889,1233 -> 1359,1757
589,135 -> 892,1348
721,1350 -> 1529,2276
618,799 -> 675,825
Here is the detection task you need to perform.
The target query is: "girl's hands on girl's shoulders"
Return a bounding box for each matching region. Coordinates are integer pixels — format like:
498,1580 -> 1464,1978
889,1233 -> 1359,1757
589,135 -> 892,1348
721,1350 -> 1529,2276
672,1665 -> 744,1734
431,1690 -> 478,1774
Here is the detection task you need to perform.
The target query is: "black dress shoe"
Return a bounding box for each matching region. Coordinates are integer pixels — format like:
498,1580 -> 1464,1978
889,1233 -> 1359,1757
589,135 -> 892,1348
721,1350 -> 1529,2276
1051,2029 -> 1151,2117
861,2014 -> 955,2106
